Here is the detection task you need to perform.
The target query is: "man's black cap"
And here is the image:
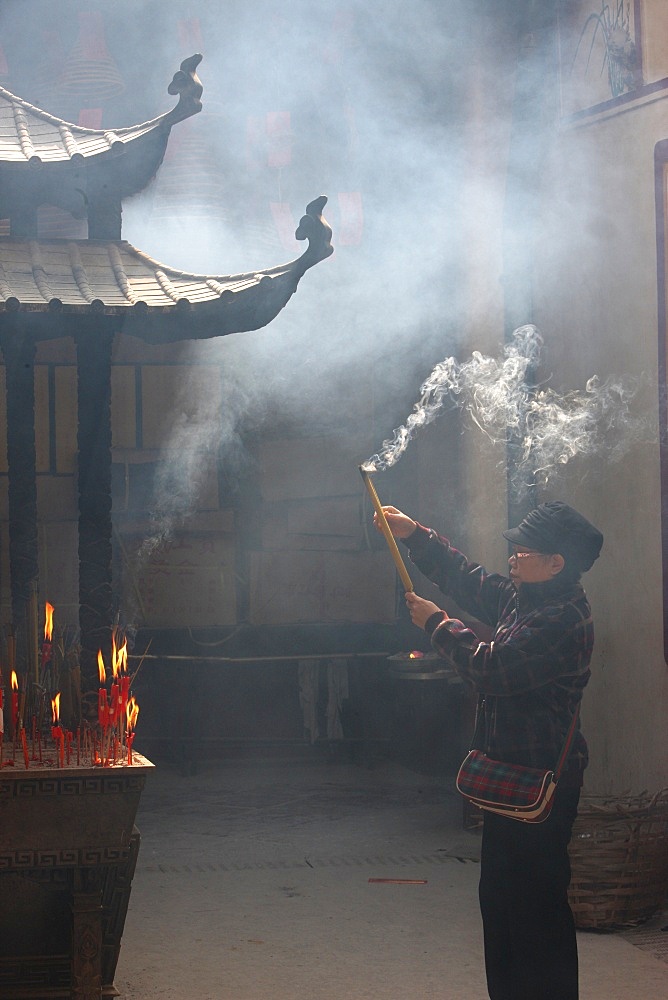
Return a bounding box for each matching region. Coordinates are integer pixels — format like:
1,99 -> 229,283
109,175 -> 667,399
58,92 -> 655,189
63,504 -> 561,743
503,501 -> 603,572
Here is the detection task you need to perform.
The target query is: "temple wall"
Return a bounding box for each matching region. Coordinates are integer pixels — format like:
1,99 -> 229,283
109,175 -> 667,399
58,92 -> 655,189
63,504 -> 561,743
0,338 -> 408,633
529,91 -> 668,793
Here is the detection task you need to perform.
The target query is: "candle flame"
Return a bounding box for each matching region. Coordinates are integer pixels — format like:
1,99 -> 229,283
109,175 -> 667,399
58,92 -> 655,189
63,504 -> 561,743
118,638 -> 128,673
112,635 -> 128,677
51,692 -> 60,723
97,650 -> 106,684
11,670 -> 18,690
126,697 -> 139,732
44,602 -> 54,641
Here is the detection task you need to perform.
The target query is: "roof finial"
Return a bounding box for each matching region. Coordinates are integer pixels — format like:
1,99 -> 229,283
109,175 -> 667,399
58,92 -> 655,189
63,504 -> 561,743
295,196 -> 334,271
168,54 -> 203,119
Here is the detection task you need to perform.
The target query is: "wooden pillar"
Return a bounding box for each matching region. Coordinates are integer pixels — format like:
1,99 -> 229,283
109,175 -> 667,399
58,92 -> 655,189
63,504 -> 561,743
75,322 -> 115,707
0,321 -> 39,668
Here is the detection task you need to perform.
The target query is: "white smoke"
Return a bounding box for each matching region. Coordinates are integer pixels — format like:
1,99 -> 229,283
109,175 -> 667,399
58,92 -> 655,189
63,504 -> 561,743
362,324 -> 542,471
137,363 -> 248,562
523,373 -> 650,484
363,324 -> 652,494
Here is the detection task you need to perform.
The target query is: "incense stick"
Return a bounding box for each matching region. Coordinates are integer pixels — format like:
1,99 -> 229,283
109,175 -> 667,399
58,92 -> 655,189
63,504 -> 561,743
129,637 -> 153,686
359,466 -> 414,592
368,878 -> 428,884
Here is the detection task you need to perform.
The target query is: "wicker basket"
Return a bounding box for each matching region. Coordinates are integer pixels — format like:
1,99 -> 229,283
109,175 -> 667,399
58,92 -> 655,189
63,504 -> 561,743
568,789 -> 668,929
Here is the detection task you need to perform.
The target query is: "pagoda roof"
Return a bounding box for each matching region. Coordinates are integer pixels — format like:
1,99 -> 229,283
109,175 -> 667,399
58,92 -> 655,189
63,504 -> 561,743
0,197 -> 333,344
0,54 -> 203,168
0,55 -> 204,227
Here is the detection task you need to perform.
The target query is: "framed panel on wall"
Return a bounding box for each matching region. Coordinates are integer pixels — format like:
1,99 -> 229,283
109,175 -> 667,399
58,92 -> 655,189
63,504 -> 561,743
657,136 -> 668,663
559,0 -> 668,124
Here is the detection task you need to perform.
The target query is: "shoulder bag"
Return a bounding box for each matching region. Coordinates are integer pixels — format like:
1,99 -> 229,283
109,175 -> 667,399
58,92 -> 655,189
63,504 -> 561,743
456,703 -> 581,824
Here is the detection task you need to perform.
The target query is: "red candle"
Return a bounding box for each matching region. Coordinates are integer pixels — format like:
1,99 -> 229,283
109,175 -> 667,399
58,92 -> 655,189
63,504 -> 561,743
40,602 -> 54,686
98,650 -> 108,728
120,674 -> 130,715
110,683 -> 120,725
125,696 -> 139,765
98,690 -> 109,728
11,672 -> 18,736
51,694 -> 63,766
41,641 -> 52,669
49,728 -> 64,768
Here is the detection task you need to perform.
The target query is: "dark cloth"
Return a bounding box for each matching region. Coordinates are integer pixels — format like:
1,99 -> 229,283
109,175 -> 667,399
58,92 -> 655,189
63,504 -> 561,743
479,783 -> 581,1000
403,523 -> 593,771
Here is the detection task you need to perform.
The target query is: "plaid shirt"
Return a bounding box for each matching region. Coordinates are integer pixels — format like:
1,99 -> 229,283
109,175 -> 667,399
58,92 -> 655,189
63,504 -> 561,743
404,525 -> 593,771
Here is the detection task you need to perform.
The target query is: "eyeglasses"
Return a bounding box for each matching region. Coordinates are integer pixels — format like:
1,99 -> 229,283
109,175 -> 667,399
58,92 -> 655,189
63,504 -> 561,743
509,550 -> 544,560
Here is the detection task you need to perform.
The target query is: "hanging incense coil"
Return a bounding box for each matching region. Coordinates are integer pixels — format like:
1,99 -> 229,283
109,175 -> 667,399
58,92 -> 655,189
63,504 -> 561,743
149,114 -> 229,224
26,30 -> 67,111
148,16 -> 227,227
57,12 -> 125,101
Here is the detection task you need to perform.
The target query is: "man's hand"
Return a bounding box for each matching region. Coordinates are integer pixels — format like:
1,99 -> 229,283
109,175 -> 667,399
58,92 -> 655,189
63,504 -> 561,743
405,591 -> 446,630
374,505 -> 417,539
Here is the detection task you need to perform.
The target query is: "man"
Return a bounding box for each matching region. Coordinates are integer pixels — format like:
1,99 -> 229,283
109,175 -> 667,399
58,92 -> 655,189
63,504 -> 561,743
376,500 -> 603,1000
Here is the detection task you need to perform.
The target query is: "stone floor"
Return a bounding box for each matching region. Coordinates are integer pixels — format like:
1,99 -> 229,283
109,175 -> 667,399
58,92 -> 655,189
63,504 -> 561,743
114,745 -> 668,1000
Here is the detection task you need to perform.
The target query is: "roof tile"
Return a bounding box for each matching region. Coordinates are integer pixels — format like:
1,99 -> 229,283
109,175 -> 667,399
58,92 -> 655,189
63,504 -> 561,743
0,54 -> 203,167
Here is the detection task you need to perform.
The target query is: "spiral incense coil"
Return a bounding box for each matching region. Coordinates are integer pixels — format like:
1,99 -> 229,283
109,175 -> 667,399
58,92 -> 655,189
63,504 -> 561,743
58,12 -> 125,101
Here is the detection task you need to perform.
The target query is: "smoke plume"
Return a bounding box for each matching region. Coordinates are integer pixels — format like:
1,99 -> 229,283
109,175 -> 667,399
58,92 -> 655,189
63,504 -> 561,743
362,325 -> 652,495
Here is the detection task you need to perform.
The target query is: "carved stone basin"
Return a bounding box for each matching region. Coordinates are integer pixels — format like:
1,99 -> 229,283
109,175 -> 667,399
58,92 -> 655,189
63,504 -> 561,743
0,754 -> 153,1000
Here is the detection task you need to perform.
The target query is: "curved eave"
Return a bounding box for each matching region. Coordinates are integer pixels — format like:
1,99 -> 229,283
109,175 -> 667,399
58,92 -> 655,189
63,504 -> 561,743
0,54 -> 203,169
0,127 -> 173,220
0,197 -> 333,344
